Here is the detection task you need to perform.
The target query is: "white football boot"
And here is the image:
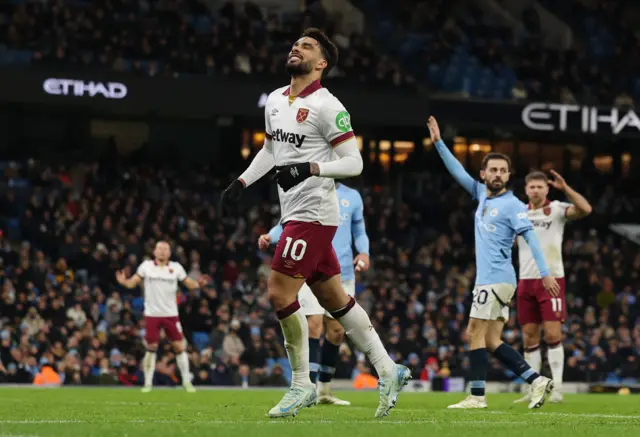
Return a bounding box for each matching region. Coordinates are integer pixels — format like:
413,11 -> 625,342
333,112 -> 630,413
375,364 -> 411,418
447,395 -> 488,409
529,376 -> 554,409
316,382 -> 351,405
268,385 -> 317,418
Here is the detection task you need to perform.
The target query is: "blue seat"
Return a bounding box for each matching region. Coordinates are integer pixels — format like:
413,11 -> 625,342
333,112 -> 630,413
605,373 -> 621,384
192,332 -> 210,351
132,297 -> 145,315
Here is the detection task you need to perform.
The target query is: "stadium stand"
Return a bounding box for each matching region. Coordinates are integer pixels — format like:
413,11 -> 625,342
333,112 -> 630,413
354,0 -> 640,103
0,154 -> 638,387
0,0 -> 638,392
5,0 -> 639,100
0,0 -> 413,88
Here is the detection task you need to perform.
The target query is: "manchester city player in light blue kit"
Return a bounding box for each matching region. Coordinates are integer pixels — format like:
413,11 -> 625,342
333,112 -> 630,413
428,116 -> 560,410
258,181 -> 371,405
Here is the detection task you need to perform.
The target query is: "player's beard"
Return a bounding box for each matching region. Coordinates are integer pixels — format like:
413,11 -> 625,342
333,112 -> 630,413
286,59 -> 313,77
486,178 -> 506,194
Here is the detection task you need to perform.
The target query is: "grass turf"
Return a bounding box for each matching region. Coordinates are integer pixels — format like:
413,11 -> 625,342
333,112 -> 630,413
0,388 -> 639,437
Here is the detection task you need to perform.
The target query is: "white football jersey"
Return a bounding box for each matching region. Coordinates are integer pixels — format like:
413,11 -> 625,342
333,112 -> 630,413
263,80 -> 355,226
136,260 -> 187,317
517,200 -> 571,279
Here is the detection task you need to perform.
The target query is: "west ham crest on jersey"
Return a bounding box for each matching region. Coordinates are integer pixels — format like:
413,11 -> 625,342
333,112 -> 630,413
296,108 -> 309,123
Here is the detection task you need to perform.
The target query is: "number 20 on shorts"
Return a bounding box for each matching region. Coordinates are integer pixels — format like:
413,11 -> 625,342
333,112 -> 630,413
282,237 -> 307,261
473,289 -> 488,305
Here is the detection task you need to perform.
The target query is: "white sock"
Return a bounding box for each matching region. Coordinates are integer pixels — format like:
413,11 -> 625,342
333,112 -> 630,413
524,346 -> 542,373
176,351 -> 191,384
279,307 -> 312,388
336,302 -> 395,377
317,380 -> 331,395
143,351 -> 157,387
547,343 -> 564,389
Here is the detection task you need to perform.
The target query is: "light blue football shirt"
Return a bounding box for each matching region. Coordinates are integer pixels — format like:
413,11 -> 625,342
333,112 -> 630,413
471,183 -> 534,286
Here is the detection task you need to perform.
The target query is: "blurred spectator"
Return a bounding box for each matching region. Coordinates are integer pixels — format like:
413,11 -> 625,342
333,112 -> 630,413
0,155 -> 637,389
0,0 -> 413,89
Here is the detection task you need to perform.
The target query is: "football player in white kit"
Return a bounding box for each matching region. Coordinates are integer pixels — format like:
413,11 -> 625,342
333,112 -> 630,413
258,182 -> 370,406
219,28 -> 409,418
116,241 -> 209,393
515,171 -> 591,404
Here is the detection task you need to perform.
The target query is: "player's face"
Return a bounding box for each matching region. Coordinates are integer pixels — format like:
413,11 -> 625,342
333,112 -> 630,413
153,242 -> 171,262
480,159 -> 510,193
285,37 -> 326,77
526,179 -> 549,204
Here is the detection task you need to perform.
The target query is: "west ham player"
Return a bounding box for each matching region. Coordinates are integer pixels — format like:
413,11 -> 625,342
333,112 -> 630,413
116,241 -> 208,393
514,171 -> 591,404
428,116 -> 558,409
258,182 -> 370,405
219,28 -> 409,418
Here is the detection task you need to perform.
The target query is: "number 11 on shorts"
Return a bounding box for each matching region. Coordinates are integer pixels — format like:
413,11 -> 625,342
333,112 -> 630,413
550,297 -> 562,313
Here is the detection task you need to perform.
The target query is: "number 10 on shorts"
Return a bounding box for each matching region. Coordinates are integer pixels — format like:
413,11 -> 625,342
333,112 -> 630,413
282,237 -> 307,261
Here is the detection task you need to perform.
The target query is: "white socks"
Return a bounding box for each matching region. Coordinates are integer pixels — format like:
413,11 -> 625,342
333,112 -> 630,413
143,351 -> 157,387
525,344 -> 563,390
279,308 -> 313,388
524,347 -> 542,373
176,351 -> 191,383
548,344 -> 564,389
337,302 -> 395,377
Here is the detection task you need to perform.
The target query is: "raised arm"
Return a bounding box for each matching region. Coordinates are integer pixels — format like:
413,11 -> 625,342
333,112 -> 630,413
116,271 -> 142,289
548,170 -> 592,220
427,116 -> 478,197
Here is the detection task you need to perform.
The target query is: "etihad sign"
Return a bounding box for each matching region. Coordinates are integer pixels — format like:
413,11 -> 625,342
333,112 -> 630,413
43,78 -> 128,99
522,102 -> 640,135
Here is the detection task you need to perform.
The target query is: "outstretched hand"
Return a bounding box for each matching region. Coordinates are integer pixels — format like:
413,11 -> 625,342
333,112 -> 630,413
548,170 -> 568,192
427,116 -> 441,142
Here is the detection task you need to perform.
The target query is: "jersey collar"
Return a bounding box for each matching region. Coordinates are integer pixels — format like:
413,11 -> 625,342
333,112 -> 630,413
282,80 -> 323,98
528,199 -> 551,210
488,189 -> 511,199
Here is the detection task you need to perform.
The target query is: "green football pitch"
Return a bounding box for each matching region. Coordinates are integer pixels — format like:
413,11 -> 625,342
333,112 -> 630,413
1,388 -> 639,437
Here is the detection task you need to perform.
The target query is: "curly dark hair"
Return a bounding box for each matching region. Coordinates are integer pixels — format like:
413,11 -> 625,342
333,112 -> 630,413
300,28 -> 339,76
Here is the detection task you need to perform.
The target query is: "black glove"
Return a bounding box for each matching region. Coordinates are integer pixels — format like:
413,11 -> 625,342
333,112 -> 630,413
219,179 -> 244,218
274,163 -> 312,192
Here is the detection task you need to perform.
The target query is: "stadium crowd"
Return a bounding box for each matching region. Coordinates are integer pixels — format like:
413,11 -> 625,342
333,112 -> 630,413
0,150 -> 638,388
0,0 -> 414,89
359,0 -> 640,103
3,0 -> 640,100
